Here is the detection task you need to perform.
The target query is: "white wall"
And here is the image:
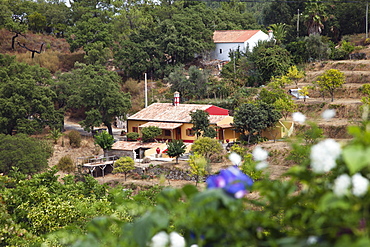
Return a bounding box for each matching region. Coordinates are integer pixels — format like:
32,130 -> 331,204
245,30 -> 269,52
213,42 -> 244,61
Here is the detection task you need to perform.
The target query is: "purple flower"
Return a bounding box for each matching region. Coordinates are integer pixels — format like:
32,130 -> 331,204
206,166 -> 253,198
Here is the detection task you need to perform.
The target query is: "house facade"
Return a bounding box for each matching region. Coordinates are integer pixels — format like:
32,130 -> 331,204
212,30 -> 272,61
126,99 -> 239,143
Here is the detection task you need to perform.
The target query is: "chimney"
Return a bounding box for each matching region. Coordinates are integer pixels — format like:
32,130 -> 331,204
174,91 -> 180,106
268,30 -> 274,40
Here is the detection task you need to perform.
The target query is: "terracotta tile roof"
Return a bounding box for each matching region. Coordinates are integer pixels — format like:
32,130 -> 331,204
112,141 -> 160,151
128,103 -> 217,123
139,122 -> 183,130
213,30 -> 260,43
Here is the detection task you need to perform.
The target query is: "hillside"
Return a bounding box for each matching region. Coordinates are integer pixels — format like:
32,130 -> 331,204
0,29 -> 84,72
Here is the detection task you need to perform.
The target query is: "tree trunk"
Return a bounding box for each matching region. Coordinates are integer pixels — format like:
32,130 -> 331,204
105,122 -> 113,136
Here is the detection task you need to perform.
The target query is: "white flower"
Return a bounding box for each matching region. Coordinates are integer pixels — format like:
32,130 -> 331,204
256,161 -> 269,170
292,112 -> 306,123
150,231 -> 169,247
252,146 -> 268,161
333,174 -> 351,197
307,236 -> 318,245
352,173 -> 369,197
229,152 -> 242,166
169,232 -> 186,247
310,139 -> 341,173
321,109 -> 336,120
190,245 -> 199,247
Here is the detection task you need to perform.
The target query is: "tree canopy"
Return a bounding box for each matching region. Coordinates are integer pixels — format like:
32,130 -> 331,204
59,63 -> 131,135
233,102 -> 281,144
0,134 -> 53,175
314,69 -> 345,102
0,54 -> 62,135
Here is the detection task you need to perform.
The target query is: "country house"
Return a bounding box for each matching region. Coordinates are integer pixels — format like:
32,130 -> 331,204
212,30 -> 272,61
126,92 -> 238,143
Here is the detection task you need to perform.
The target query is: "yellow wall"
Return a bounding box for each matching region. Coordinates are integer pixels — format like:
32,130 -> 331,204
127,120 -> 147,134
180,123 -> 197,142
223,128 -> 240,143
261,121 -> 294,140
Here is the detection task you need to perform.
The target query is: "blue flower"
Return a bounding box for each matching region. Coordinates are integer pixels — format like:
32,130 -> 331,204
206,166 -> 253,198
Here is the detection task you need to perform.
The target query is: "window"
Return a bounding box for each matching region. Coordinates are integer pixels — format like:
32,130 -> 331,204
132,127 -> 138,133
186,128 -> 195,136
219,49 -> 222,54
164,130 -> 171,136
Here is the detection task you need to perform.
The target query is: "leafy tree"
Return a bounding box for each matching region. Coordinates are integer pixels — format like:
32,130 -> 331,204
48,128 -> 63,144
248,41 -> 292,85
66,17 -> 113,53
114,38 -> 160,80
269,75 -> 291,89
166,140 -> 186,164
304,34 -> 330,61
94,130 -> 115,155
191,137 -> 223,159
0,54 -> 62,135
156,8 -> 214,65
141,126 -> 162,142
113,156 -> 135,181
233,103 -> 281,144
299,86 -> 310,102
287,65 -> 305,86
274,98 -> 297,120
314,69 -> 345,102
166,66 -> 209,100
27,11 -> 46,33
268,23 -> 288,45
0,134 -> 53,175
190,110 -> 210,138
62,63 -> 131,136
203,126 -> 217,139
188,153 -> 208,186
303,0 -> 328,35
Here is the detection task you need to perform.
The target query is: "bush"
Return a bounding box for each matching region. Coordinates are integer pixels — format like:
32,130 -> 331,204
0,134 -> 53,175
67,130 -> 81,148
56,155 -> 75,173
126,132 -> 139,141
141,126 -> 162,142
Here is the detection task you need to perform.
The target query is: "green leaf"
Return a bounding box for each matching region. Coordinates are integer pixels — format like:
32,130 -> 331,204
181,184 -> 199,198
342,145 -> 370,174
318,193 -> 351,212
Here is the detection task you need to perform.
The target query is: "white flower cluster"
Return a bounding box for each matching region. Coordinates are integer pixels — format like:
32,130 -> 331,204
321,109 -> 336,120
252,146 -> 269,170
229,152 -> 242,166
333,173 -> 369,197
310,139 -> 341,173
292,112 -> 306,124
150,231 -> 185,247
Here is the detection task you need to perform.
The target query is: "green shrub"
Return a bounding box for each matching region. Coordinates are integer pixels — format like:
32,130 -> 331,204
67,130 -> 81,148
126,132 -> 139,141
56,155 -> 75,173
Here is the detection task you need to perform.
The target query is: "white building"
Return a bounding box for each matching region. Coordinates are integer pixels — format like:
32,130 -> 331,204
212,30 -> 272,61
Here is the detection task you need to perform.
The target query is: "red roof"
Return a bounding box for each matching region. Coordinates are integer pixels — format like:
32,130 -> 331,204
205,105 -> 229,115
213,30 -> 260,43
